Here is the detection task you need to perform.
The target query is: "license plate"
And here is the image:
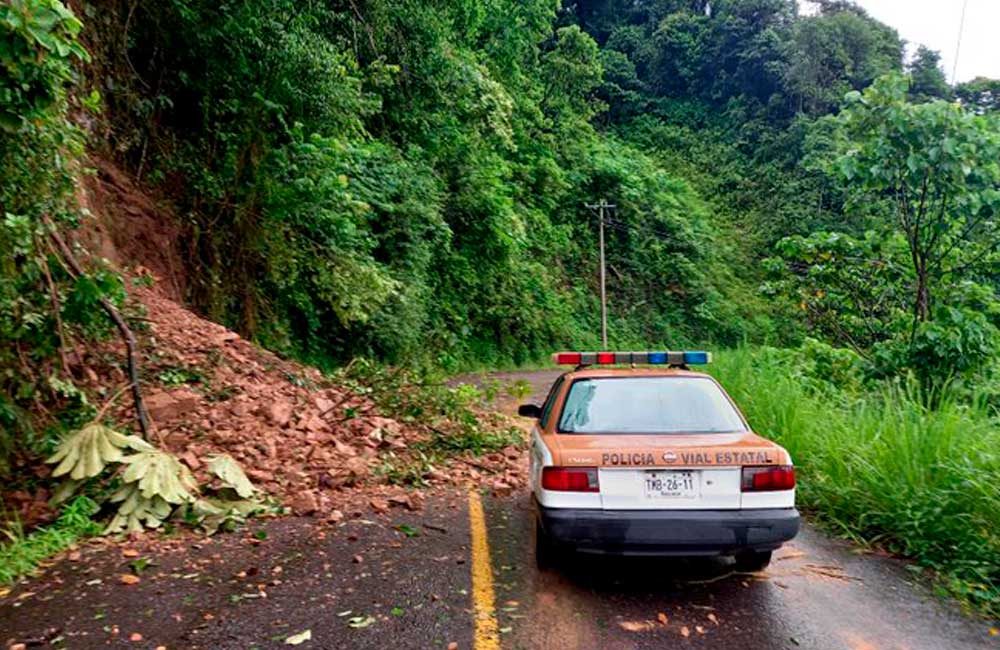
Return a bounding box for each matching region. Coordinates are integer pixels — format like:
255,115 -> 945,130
643,470 -> 699,499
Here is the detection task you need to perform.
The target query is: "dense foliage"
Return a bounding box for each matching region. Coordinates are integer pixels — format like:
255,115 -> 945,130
0,0 -> 122,468
86,0 -> 817,368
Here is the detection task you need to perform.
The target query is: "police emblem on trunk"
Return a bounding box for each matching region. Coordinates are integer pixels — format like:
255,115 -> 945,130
662,451 -> 677,463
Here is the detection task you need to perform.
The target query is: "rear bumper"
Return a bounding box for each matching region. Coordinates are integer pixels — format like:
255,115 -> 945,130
536,501 -> 800,556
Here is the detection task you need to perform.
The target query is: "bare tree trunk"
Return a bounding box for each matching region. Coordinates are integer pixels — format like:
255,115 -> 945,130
915,255 -> 931,322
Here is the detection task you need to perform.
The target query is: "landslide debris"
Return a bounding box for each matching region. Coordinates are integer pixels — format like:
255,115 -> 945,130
38,283 -> 526,522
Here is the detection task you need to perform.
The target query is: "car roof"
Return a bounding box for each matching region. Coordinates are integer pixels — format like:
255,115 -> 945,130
559,367 -> 714,381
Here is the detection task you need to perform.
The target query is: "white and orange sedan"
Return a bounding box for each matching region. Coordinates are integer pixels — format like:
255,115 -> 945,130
520,351 -> 799,570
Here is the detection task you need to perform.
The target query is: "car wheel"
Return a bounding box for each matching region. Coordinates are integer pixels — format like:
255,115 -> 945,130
733,550 -> 772,572
535,520 -> 556,570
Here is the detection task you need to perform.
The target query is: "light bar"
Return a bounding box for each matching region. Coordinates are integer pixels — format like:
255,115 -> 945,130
551,351 -> 712,366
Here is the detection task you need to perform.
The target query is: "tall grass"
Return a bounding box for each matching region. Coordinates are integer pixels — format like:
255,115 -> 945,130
0,496 -> 100,584
712,348 -> 1000,615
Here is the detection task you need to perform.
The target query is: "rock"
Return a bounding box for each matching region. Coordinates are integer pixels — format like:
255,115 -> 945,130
178,451 -> 201,470
246,468 -> 272,483
369,498 -> 389,514
265,400 -> 293,428
290,490 -> 319,516
388,494 -> 423,511
231,401 -> 253,417
314,396 -> 335,413
145,389 -> 200,423
328,509 -> 344,523
333,439 -> 357,457
302,414 -> 327,434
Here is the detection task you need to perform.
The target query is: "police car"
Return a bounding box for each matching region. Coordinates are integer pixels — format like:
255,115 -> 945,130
519,351 -> 799,570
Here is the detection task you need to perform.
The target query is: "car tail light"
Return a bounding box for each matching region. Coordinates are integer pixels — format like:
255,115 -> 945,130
741,465 -> 795,492
542,466 -> 599,492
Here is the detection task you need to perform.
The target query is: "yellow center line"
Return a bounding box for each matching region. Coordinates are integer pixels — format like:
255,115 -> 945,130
468,490 -> 500,650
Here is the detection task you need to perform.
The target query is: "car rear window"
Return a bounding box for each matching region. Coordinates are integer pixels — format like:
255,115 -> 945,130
557,377 -> 746,434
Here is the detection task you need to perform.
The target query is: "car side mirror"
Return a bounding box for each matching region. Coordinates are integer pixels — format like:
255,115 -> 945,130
518,404 -> 542,418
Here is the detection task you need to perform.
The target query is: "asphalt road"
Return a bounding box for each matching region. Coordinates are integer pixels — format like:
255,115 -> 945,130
475,370 -> 997,650
1,370 -> 995,649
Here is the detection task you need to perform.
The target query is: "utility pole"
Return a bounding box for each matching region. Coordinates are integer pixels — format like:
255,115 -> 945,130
585,200 -> 615,349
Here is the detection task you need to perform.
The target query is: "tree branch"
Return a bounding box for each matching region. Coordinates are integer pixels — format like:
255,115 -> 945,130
43,217 -> 151,439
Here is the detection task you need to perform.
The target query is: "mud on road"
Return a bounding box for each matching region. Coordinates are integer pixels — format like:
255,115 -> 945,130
1,369 -> 996,649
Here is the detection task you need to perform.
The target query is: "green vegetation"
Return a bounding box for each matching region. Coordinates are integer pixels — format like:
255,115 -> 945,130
1,0 -> 122,465
714,346 -> 1000,615
339,360 -> 522,485
0,496 -> 100,584
47,422 -> 265,535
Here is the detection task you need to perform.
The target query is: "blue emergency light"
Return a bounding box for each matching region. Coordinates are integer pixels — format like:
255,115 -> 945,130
552,351 -> 712,366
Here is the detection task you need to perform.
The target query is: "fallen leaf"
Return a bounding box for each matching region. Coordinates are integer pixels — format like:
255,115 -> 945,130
285,629 -> 312,645
120,574 -> 141,585
347,615 -> 375,629
353,555 -> 363,564
696,625 -> 705,634
130,632 -> 143,641
0,587 -> 9,598
68,551 -> 82,561
680,626 -> 690,638
447,643 -> 458,650
777,550 -> 806,562
619,620 -> 654,632
123,549 -> 140,558
657,612 -> 669,625
990,628 -> 999,637
707,613 -> 719,626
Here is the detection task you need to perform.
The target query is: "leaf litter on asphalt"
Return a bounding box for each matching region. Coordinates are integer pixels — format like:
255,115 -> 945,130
285,629 -> 311,645
347,615 -> 375,628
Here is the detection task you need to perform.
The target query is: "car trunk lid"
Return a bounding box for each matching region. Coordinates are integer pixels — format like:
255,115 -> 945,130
548,432 -> 787,510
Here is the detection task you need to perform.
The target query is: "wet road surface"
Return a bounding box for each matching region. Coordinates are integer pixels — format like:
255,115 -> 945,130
1,370 -> 995,649
476,369 -> 996,650
486,494 -> 993,649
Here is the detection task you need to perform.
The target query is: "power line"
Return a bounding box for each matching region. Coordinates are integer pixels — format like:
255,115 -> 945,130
952,0 -> 969,85
603,215 -> 684,246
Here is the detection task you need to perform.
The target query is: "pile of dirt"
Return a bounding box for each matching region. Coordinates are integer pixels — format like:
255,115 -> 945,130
86,284 -> 527,518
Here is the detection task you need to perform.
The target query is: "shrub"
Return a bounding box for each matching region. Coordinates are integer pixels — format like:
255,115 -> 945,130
712,347 -> 1000,615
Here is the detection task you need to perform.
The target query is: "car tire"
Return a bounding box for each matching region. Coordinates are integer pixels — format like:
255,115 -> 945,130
535,520 -> 556,570
733,550 -> 772,572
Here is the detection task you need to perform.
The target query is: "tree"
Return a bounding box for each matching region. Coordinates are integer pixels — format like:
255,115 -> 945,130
956,77 -> 1000,114
906,45 -> 951,102
829,75 -> 1000,325
783,9 -> 902,115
